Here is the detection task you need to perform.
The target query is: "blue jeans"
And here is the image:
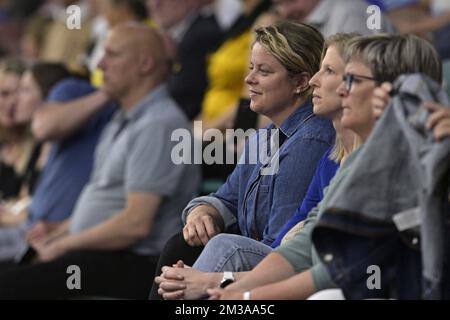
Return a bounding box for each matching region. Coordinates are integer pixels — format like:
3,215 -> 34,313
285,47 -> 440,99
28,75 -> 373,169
193,234 -> 273,272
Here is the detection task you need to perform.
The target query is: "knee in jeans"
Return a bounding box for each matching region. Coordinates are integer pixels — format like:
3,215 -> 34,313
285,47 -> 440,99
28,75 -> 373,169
208,233 -> 241,250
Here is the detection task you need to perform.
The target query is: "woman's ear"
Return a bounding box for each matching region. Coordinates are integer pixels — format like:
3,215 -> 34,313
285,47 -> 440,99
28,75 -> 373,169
293,72 -> 311,94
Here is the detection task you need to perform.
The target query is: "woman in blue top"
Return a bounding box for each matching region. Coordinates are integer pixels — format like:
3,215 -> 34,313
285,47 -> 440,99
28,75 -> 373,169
270,147 -> 339,247
155,32 -> 359,300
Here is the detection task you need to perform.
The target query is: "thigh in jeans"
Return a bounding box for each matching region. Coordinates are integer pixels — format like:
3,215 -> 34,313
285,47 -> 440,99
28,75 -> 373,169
193,234 -> 273,272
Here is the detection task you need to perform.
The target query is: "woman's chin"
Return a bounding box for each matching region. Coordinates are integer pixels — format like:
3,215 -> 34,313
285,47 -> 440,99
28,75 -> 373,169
249,103 -> 260,114
340,118 -> 354,131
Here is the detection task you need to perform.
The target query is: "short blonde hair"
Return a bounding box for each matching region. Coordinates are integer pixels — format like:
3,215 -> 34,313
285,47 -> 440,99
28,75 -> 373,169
254,21 -> 324,97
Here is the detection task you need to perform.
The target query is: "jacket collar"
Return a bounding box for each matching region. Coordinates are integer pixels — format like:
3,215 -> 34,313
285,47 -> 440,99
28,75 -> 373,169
268,100 -> 315,139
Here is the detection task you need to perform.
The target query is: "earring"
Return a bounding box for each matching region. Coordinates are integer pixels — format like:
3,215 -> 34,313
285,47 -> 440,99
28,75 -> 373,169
296,89 -> 301,94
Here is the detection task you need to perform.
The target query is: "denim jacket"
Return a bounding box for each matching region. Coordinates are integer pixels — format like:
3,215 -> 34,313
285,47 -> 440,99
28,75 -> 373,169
182,101 -> 335,246
312,74 -> 450,299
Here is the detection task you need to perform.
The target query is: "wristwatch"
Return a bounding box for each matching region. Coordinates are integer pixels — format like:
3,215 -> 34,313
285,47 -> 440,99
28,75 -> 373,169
219,271 -> 235,288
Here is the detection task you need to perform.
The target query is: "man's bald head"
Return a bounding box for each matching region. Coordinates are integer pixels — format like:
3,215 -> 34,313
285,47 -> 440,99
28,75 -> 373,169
98,22 -> 170,102
111,23 -> 168,70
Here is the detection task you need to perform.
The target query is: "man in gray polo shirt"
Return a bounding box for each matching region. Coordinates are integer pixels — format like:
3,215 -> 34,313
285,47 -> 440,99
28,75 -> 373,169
0,23 -> 200,299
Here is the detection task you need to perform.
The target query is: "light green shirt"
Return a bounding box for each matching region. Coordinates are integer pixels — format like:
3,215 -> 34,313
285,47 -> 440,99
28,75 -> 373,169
275,147 -> 363,291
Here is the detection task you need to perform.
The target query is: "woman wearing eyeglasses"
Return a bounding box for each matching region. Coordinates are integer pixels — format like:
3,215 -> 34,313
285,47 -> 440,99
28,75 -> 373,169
157,33 -> 442,300
337,32 -> 442,141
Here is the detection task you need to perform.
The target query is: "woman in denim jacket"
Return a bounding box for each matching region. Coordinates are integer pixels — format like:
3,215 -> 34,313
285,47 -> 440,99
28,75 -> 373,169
148,21 -> 336,299
154,32 -> 359,300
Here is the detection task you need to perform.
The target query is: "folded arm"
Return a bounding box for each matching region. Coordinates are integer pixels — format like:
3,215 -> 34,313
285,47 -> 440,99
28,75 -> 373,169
32,90 -> 109,141
35,192 -> 161,261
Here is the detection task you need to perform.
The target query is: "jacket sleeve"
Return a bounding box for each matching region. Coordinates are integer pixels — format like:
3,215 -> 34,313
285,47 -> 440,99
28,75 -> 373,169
181,195 -> 237,228
181,156 -> 245,229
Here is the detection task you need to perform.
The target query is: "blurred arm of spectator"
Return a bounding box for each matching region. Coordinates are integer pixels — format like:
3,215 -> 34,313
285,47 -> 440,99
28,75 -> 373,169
29,218 -> 71,249
383,1 -> 450,35
398,10 -> 450,34
31,89 -> 109,141
0,200 -> 28,226
25,220 -> 67,244
35,193 -> 162,262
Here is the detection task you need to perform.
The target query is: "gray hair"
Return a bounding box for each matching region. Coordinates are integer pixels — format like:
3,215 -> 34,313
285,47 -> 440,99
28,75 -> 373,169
344,33 -> 442,84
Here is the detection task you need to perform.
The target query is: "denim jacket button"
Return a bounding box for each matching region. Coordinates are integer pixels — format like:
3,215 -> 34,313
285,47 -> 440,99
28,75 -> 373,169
324,254 -> 334,262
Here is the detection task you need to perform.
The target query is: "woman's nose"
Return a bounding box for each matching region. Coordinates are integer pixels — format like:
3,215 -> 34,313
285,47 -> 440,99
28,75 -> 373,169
336,81 -> 347,97
245,71 -> 256,85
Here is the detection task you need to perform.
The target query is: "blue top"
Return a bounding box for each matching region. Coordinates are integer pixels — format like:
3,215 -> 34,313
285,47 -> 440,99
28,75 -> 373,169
271,147 -> 339,248
183,101 -> 336,246
27,78 -> 116,225
366,0 -> 418,12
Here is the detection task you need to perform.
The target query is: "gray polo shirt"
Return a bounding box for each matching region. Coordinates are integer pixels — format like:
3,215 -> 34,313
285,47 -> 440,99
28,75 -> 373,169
69,84 -> 200,256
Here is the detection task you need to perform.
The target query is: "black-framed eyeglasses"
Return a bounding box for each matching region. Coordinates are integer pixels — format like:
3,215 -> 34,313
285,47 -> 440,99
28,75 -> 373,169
343,73 -> 377,92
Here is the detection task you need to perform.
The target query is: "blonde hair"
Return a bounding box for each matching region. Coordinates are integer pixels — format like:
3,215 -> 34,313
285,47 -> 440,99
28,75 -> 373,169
321,32 -> 361,63
254,21 -> 324,97
322,33 -> 361,163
